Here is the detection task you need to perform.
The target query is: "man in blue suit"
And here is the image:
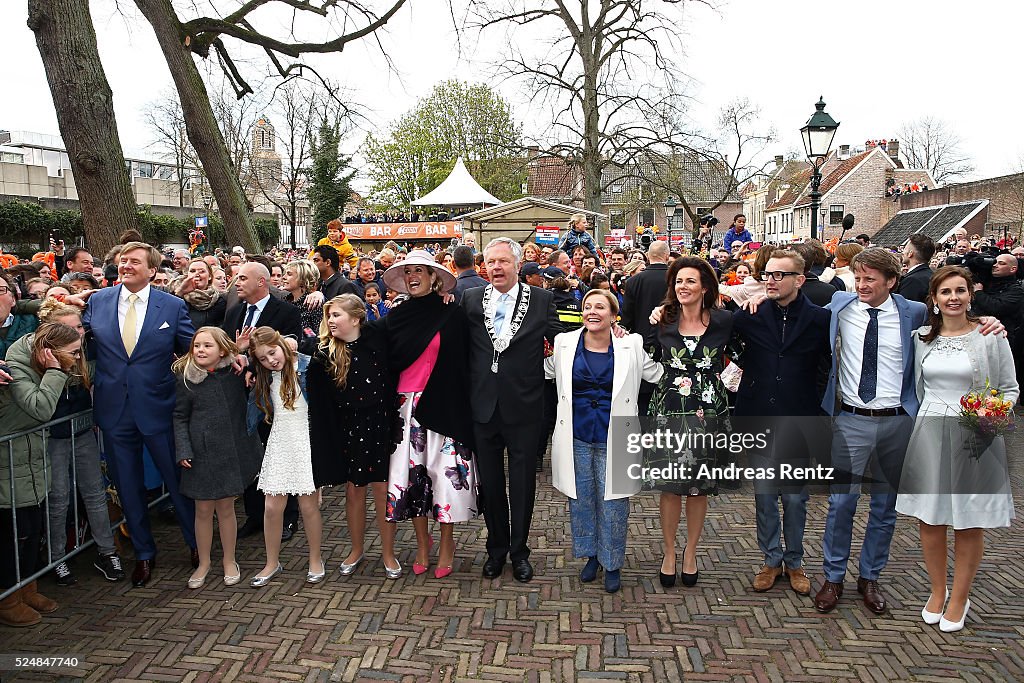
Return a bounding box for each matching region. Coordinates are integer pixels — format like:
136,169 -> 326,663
815,248 -> 927,614
732,249 -> 832,597
83,241 -> 197,587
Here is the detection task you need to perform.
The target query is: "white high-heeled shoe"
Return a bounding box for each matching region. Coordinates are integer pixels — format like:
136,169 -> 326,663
939,599 -> 971,633
922,588 -> 949,625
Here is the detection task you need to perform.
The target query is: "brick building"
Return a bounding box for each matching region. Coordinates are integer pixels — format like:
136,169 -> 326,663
896,172 -> 1024,238
763,142 -> 935,242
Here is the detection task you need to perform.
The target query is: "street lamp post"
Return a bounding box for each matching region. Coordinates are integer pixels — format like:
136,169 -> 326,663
664,196 -> 678,250
800,97 -> 840,242
820,207 -> 827,237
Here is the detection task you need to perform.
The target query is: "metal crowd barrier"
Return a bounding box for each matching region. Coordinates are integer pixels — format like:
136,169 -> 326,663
1,410 -> 168,600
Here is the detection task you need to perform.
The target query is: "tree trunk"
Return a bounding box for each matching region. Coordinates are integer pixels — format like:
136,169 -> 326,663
27,0 -> 139,257
134,0 -> 260,252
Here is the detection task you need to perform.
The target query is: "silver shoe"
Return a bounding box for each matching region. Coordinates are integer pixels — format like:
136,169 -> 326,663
384,560 -> 403,580
249,563 -> 282,588
306,562 -> 327,584
337,554 -> 364,576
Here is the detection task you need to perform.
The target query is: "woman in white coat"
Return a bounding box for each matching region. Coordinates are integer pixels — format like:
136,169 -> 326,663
545,289 -> 663,592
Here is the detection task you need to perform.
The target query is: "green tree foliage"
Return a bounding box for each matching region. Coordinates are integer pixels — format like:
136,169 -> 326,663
307,118 -> 355,244
364,80 -> 526,209
0,200 -> 278,255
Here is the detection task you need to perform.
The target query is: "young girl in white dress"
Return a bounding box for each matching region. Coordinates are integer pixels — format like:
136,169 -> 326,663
247,326 -> 325,587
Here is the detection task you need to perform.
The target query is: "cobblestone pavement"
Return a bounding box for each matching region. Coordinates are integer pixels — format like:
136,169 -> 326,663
4,439 -> 1024,683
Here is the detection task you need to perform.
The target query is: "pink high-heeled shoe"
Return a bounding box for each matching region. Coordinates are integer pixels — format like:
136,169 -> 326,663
413,536 -> 434,575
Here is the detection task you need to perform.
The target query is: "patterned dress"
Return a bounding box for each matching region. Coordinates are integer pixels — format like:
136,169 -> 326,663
258,371 -> 316,496
643,308 -> 738,496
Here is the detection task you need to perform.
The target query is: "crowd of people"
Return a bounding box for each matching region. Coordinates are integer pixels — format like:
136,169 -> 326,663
0,212 -> 1019,637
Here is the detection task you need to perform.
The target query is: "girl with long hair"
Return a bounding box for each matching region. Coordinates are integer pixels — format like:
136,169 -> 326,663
305,294 -> 400,578
247,327 -> 324,587
172,327 -> 263,589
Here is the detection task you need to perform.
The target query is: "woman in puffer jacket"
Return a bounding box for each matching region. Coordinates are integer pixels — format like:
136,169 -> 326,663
0,322 -> 85,627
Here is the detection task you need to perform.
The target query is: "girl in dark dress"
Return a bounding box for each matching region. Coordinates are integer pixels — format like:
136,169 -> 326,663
172,327 -> 263,589
306,294 -> 400,578
644,257 -> 738,588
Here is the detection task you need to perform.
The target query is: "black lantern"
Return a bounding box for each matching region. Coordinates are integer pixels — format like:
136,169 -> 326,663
800,97 -> 839,241
664,196 -> 678,246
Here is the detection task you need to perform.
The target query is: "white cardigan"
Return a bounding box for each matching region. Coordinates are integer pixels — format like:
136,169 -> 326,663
544,328 -> 664,500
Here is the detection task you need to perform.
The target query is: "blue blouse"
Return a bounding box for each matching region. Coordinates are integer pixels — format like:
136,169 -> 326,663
572,334 -> 614,444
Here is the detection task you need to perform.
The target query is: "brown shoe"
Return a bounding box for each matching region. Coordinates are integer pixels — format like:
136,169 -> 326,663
857,577 -> 887,614
814,580 -> 844,612
786,567 -> 812,596
0,591 -> 42,627
752,564 -> 783,592
132,559 -> 155,588
20,581 -> 58,614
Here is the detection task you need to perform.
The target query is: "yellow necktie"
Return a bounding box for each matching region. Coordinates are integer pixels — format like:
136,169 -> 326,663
122,293 -> 139,356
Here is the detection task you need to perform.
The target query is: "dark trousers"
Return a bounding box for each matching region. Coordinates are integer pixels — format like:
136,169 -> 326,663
244,421 -> 298,527
0,503 -> 44,589
474,406 -> 541,563
102,405 -> 196,560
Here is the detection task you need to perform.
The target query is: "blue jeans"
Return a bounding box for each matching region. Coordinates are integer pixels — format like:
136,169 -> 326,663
47,432 -> 116,559
822,413 -> 911,583
755,492 -> 807,568
569,439 -> 629,571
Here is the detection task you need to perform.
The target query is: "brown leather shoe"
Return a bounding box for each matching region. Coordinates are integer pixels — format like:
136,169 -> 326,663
814,580 -> 843,612
0,591 -> 41,627
20,581 -> 58,613
786,567 -> 812,595
752,564 -> 783,592
132,559 -> 155,588
857,577 -> 886,614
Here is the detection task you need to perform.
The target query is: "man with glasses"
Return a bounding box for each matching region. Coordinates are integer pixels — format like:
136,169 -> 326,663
732,250 -> 832,598
0,275 -> 39,361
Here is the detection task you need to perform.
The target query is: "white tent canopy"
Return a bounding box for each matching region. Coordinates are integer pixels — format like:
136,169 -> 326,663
410,157 -> 502,207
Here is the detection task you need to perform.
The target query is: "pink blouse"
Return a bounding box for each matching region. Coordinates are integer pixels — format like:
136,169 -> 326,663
397,332 -> 441,393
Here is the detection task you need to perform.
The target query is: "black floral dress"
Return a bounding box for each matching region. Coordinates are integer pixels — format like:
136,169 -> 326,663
644,308 -> 738,496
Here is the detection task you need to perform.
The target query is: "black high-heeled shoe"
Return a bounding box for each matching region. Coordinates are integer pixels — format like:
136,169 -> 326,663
681,570 -> 699,587
659,557 -> 676,587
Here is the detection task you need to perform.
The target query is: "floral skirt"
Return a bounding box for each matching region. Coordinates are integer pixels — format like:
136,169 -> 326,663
386,391 -> 480,523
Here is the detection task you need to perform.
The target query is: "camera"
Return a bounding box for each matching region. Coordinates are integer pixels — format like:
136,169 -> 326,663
699,214 -> 719,229
946,250 -> 997,286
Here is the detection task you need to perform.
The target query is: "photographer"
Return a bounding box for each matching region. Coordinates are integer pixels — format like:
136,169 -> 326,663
972,254 -> 1024,355
694,215 -> 718,255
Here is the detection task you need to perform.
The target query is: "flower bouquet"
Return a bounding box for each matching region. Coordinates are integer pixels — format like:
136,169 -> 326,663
958,382 -> 1016,460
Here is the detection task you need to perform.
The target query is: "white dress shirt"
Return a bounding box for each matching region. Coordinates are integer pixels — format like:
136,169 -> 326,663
118,284 -> 151,350
242,294 -> 271,328
838,296 -> 903,409
486,282 -> 520,336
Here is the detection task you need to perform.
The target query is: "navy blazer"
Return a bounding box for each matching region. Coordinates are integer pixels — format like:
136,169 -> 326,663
733,293 -> 832,417
820,291 -> 928,416
83,285 -> 194,435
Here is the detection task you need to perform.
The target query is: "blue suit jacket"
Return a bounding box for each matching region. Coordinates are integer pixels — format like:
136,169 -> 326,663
821,291 -> 928,417
83,285 -> 195,434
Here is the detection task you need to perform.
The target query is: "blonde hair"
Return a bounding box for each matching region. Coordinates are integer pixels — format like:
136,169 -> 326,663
834,242 -> 863,266
171,326 -> 237,384
581,288 -> 620,316
119,241 -> 163,270
38,300 -> 83,324
285,259 -> 320,295
318,294 -> 366,389
31,323 -> 89,389
249,326 -> 299,419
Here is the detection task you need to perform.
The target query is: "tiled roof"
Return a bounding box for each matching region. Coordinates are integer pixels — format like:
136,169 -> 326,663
526,156 -> 580,201
766,167 -> 811,211
793,150 -> 874,208
601,153 -> 742,204
872,201 -> 988,245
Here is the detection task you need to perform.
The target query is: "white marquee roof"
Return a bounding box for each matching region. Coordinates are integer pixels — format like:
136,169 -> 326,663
410,157 -> 502,207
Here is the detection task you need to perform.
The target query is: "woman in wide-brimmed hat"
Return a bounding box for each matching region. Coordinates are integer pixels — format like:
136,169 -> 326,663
378,250 -> 478,578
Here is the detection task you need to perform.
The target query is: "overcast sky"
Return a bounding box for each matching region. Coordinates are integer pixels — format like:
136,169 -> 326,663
2,0 -> 1021,191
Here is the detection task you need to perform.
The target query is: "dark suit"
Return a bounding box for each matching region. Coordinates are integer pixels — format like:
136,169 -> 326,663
222,294 -> 302,527
895,265 -> 932,303
732,293 -> 832,569
462,284 -> 560,562
222,284 -> 286,312
800,275 -> 838,307
452,270 -> 488,303
83,285 -> 197,560
619,261 -> 669,415
320,272 -> 358,300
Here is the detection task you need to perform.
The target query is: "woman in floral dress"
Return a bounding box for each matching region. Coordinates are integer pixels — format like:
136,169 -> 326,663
644,257 -> 737,588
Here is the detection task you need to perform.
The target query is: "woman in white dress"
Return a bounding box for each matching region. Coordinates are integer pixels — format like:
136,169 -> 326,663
896,266 -> 1018,632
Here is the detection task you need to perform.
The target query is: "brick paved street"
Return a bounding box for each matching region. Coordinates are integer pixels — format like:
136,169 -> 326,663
4,440 -> 1024,683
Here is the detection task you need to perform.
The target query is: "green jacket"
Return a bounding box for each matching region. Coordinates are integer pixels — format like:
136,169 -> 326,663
0,333 -> 69,508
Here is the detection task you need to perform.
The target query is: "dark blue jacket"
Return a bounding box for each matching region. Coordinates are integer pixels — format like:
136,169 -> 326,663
732,293 -> 832,417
